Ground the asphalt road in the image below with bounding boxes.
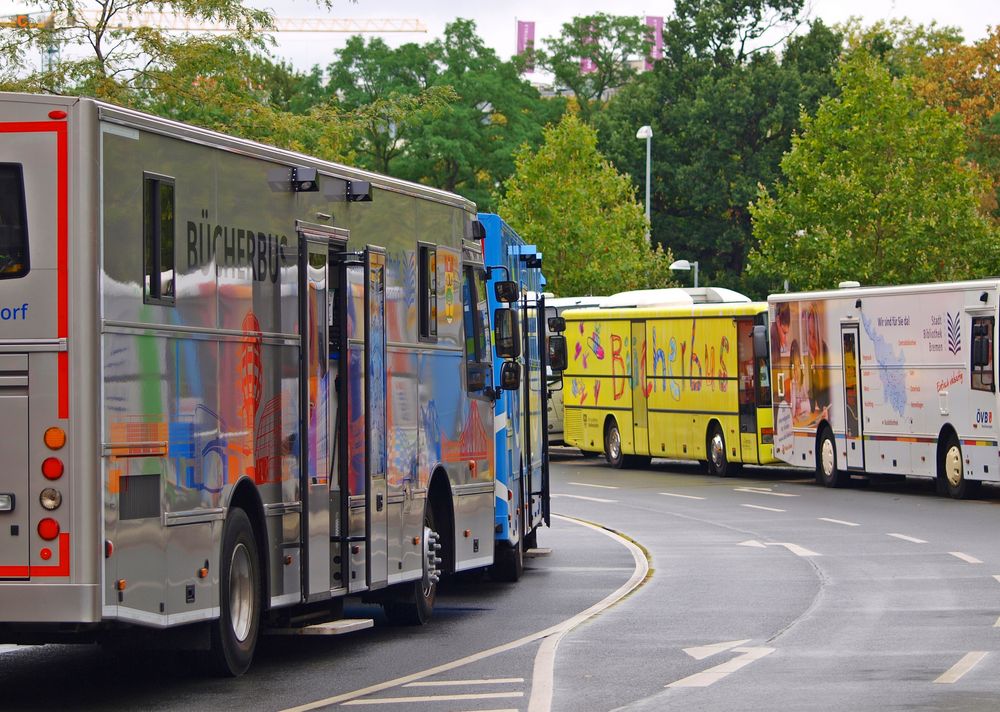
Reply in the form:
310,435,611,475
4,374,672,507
3,455,1000,711
548,453,1000,712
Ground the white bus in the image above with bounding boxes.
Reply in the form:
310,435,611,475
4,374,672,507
768,279,999,498
0,93,519,674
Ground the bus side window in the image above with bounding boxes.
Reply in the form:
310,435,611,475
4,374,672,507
0,163,30,279
972,316,995,392
143,173,175,305
418,243,437,341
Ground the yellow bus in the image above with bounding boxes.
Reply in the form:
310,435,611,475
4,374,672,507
562,288,776,474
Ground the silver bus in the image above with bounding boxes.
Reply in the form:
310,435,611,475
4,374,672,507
0,93,518,674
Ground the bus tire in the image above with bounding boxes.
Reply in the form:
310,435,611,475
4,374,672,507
383,506,440,625
706,425,732,478
491,516,524,583
604,419,627,469
210,507,261,677
938,434,979,500
816,426,846,488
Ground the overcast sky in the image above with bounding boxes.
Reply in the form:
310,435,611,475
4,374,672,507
253,0,995,72
1,0,994,72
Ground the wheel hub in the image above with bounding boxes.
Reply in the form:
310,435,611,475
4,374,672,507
422,526,442,597
229,542,253,643
822,439,835,477
945,446,963,487
609,428,621,459
711,434,724,467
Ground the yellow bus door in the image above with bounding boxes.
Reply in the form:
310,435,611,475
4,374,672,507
736,318,759,464
631,321,650,456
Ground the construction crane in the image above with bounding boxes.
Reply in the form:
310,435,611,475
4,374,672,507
1,11,426,33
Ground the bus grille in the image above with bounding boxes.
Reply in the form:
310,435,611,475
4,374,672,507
564,408,583,446
119,474,160,520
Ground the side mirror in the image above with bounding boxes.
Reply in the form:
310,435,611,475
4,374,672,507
548,316,566,333
494,280,519,304
494,308,521,359
500,361,521,391
753,324,768,360
548,334,568,372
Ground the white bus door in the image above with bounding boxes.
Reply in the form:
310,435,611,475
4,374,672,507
841,326,865,470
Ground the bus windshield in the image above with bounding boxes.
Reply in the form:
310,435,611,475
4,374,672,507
0,163,29,279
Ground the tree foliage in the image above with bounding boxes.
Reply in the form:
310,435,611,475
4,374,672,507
537,13,651,124
597,8,840,294
913,26,1000,216
498,114,676,297
748,55,999,292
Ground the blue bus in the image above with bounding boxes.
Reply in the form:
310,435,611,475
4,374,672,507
480,213,550,581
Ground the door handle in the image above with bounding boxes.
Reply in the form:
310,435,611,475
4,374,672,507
376,494,383,511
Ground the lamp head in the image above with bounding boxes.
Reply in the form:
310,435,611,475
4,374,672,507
636,125,653,140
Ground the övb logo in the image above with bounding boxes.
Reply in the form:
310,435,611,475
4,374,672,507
976,409,993,425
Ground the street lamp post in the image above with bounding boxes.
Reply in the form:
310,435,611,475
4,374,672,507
636,125,652,244
669,259,699,288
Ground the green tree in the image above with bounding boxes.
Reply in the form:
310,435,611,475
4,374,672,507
538,13,651,124
839,17,964,78
498,114,676,296
396,19,564,210
748,55,999,292
597,13,841,294
0,0,276,102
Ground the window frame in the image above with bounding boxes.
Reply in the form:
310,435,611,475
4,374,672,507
971,315,995,393
0,162,31,280
418,242,437,342
143,172,176,306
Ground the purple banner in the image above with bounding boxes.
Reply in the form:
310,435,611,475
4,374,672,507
517,20,535,72
645,16,663,71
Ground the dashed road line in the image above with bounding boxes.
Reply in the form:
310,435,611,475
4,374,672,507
551,493,617,503
934,652,988,684
949,551,983,564
819,517,859,527
887,533,927,544
342,692,523,705
659,492,706,500
403,679,524,687
733,487,798,498
741,504,785,512
567,482,619,490
993,575,1000,584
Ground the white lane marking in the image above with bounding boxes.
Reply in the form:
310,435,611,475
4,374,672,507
568,481,619,490
993,575,1000,584
819,517,859,527
683,640,751,661
741,504,785,512
403,679,523,687
949,552,983,564
994,616,1000,628
887,533,927,544
667,647,775,688
282,514,648,712
934,652,989,684
527,518,648,712
550,493,617,503
343,692,523,705
738,540,820,557
659,492,706,500
734,487,798,498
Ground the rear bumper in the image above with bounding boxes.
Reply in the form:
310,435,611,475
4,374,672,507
0,583,101,624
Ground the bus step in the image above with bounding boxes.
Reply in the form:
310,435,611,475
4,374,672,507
266,619,374,636
525,547,552,558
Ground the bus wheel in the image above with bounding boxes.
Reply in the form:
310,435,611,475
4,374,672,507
816,427,845,488
491,514,524,583
604,419,626,469
706,425,732,477
939,435,979,499
210,508,260,677
384,507,441,625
